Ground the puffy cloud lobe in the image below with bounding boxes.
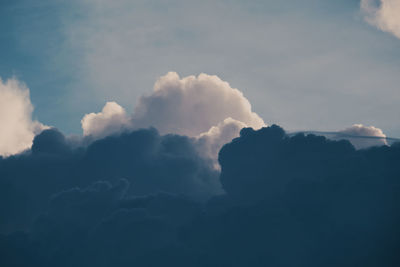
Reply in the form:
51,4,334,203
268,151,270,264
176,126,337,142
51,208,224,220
0,78,47,156
336,123,387,149
31,127,71,154
82,72,265,141
81,72,265,164
361,0,400,39
195,118,247,167
81,101,129,139
132,72,265,136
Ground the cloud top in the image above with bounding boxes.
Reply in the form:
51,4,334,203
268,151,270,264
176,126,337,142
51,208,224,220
361,0,400,39
131,72,265,136
337,123,387,149
81,101,129,139
0,78,47,156
81,72,266,162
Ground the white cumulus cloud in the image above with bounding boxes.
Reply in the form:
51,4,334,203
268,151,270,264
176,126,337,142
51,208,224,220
337,124,387,149
81,72,266,164
0,78,47,157
81,101,130,139
195,118,247,168
361,0,400,39
82,72,265,138
131,72,265,136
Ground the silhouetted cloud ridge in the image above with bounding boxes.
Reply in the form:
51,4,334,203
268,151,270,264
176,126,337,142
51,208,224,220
1,125,400,267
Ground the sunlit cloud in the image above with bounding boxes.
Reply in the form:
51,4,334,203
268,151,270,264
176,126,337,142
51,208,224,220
361,0,400,39
0,78,47,156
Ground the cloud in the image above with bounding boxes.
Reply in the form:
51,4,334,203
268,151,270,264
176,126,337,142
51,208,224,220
292,124,390,149
41,179,129,230
64,0,400,138
0,127,220,233
81,72,265,163
210,125,400,265
336,123,387,149
81,101,129,139
2,125,400,267
0,78,47,156
1,179,202,267
131,72,264,136
218,125,399,203
195,118,247,167
361,0,400,39
82,72,265,140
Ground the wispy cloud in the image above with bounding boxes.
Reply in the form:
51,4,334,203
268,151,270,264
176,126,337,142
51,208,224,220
361,0,400,39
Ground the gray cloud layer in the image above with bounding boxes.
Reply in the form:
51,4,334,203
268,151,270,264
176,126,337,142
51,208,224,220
2,124,400,267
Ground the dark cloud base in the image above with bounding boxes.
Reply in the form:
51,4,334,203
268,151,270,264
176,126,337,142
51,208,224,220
1,125,400,267
0,127,220,233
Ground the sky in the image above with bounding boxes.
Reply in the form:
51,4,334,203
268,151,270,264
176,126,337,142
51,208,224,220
0,0,399,137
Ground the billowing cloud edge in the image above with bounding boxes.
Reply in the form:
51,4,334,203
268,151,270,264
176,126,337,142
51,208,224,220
0,77,48,157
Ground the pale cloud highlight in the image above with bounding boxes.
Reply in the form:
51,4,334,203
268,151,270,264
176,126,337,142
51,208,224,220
81,101,129,139
81,72,266,163
361,0,400,39
0,78,47,156
131,72,265,136
195,118,247,168
82,72,265,139
337,124,387,149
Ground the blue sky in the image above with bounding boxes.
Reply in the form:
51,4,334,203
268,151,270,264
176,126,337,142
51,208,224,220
1,0,399,136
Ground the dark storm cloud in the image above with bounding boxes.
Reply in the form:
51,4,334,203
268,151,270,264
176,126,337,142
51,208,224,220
197,125,400,266
219,125,399,203
0,127,220,234
1,179,202,267
1,125,400,267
